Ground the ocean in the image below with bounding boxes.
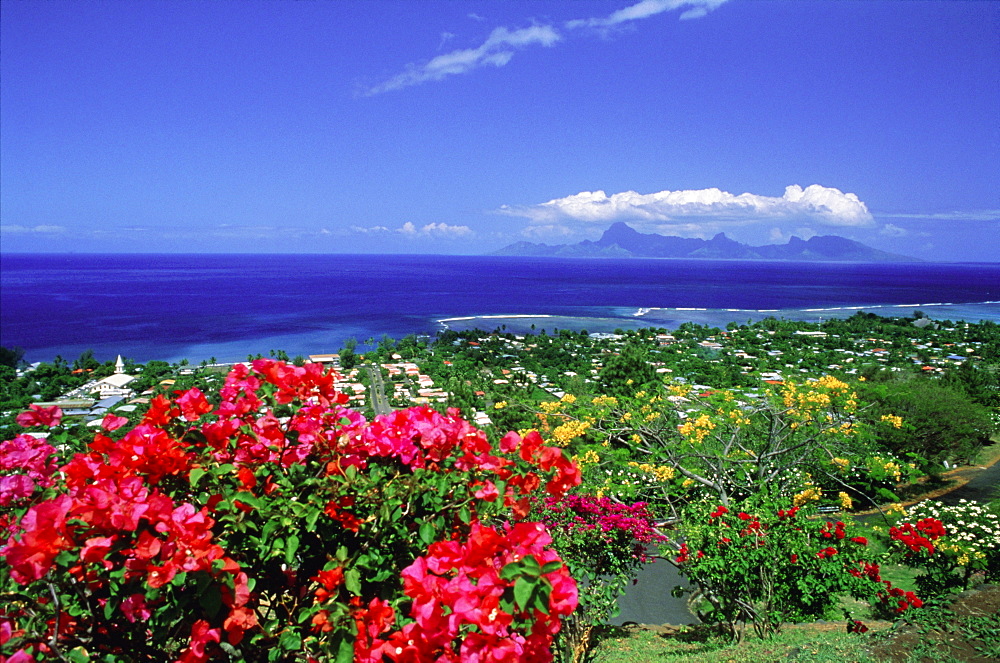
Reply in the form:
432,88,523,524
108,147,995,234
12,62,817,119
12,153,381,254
1,254,998,364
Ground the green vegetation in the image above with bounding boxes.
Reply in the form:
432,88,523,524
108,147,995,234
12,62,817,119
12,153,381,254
2,311,999,662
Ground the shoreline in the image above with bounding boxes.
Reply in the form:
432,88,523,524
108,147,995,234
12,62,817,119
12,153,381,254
13,301,1000,367
437,301,1000,336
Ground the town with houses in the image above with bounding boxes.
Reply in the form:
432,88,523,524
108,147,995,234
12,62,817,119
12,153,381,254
7,312,997,449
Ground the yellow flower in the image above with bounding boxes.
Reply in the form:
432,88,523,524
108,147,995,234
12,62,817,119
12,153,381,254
591,395,618,407
793,487,822,506
831,457,850,471
838,492,853,510
886,503,907,516
560,393,577,404
880,414,904,429
493,401,507,410
551,420,591,447
628,461,676,481
539,400,562,414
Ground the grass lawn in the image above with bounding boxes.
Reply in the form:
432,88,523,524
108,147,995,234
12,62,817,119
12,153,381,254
589,584,1000,662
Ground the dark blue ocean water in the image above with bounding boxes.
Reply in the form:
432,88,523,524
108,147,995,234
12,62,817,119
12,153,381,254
2,254,998,364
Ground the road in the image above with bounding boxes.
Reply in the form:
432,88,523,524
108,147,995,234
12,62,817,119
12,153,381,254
364,364,391,416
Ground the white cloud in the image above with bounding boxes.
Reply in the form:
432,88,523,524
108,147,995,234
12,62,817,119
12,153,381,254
879,223,909,237
567,0,728,29
365,1,728,95
878,209,1000,222
0,224,67,234
397,222,473,238
500,184,874,229
522,224,576,239
365,25,560,95
350,224,392,234
438,32,456,49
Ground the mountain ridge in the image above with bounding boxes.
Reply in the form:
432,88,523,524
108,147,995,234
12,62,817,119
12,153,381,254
493,222,919,262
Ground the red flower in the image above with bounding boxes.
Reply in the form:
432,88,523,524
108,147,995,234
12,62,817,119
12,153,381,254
847,620,869,634
1,495,75,584
709,505,728,519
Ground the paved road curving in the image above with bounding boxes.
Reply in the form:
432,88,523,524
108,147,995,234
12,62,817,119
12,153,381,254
935,459,1000,505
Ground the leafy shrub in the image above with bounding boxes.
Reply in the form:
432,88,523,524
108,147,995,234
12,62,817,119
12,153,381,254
1,359,582,662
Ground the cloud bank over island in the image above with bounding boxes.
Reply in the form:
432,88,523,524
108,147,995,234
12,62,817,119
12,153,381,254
364,0,729,95
498,184,874,240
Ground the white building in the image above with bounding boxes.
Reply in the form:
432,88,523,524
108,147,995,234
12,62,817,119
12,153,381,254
91,355,136,397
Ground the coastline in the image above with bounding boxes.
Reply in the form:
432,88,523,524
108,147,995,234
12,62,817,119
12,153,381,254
437,301,1000,336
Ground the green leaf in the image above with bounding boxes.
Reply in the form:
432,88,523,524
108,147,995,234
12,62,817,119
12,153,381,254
189,467,206,488
514,577,535,611
521,555,542,576
284,534,300,565
500,561,522,581
278,629,302,652
344,568,361,595
66,647,91,663
541,561,564,574
200,586,223,618
419,520,436,546
305,507,321,531
334,633,355,663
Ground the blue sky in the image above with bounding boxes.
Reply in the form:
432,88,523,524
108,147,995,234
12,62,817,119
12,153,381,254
1,0,997,261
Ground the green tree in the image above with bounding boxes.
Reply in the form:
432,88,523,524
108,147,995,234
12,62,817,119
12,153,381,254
859,378,995,465
0,346,25,369
598,344,657,396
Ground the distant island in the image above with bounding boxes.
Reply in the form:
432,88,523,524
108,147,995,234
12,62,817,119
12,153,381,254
493,222,919,262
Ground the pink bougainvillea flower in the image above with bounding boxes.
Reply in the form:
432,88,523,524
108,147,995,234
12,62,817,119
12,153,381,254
176,388,214,422
120,594,152,623
100,413,129,431
178,619,221,663
16,404,62,428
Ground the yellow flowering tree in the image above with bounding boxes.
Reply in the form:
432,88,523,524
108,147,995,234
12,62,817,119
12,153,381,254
525,377,911,510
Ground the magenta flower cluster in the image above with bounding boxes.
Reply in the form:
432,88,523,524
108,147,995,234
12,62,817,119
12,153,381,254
540,493,666,560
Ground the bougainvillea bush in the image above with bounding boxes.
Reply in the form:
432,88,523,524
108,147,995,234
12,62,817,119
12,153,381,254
0,359,582,663
533,494,666,663
671,500,924,640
